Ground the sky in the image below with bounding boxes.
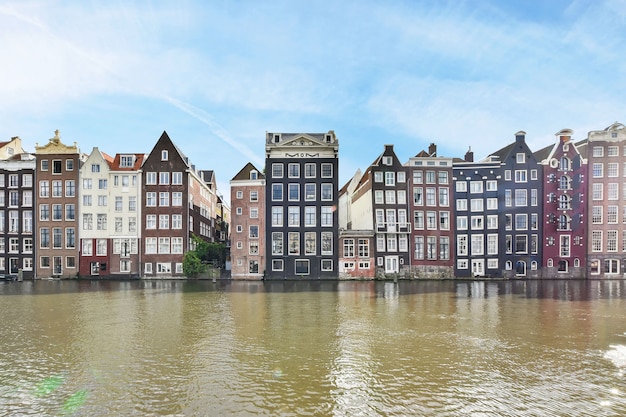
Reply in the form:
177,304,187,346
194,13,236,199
1,0,626,203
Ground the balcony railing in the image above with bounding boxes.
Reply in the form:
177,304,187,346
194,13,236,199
376,222,411,233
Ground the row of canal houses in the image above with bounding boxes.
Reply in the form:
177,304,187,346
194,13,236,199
231,122,626,280
0,130,229,279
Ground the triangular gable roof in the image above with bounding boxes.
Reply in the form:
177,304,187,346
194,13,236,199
231,162,265,181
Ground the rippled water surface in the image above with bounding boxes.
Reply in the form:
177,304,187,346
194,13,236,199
1,279,626,416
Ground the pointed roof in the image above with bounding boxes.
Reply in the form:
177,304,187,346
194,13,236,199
109,153,146,171
231,162,265,181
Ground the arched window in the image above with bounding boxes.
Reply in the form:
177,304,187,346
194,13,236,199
574,258,580,268
531,261,538,270
558,259,568,272
558,214,571,230
559,194,571,209
547,258,553,267
560,156,571,171
516,261,526,276
559,175,571,190
505,260,513,270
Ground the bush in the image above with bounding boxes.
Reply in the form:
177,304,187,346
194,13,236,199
183,251,206,278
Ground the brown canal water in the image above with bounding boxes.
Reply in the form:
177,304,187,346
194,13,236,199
1,279,626,416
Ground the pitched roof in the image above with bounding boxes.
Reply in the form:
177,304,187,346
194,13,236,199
231,162,265,181
109,153,146,171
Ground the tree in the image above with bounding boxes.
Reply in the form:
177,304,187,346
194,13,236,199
183,251,205,278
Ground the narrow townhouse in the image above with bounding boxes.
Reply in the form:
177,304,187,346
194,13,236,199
0,137,35,279
536,129,587,278
230,162,265,279
35,130,81,278
452,148,500,278
406,143,454,278
141,132,220,277
491,132,543,278
79,148,114,277
586,122,626,278
351,144,410,277
264,132,339,279
108,153,144,277
338,169,375,279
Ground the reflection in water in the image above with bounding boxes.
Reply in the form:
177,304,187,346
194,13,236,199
1,279,626,416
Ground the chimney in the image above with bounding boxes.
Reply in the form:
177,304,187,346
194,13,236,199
464,147,474,162
556,128,573,144
428,143,437,157
515,131,526,143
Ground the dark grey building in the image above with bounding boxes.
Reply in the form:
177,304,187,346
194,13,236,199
265,132,339,279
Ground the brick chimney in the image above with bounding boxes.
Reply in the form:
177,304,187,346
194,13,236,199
428,143,437,157
464,147,474,162
556,128,573,144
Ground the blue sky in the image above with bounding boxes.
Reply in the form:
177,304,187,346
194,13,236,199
1,0,625,202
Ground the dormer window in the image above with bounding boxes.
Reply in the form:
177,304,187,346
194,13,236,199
161,150,168,161
120,155,134,168
326,134,332,143
274,134,280,143
250,170,258,180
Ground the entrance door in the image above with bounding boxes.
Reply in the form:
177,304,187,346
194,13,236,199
516,261,527,277
91,262,100,276
471,259,484,277
53,256,62,275
9,258,18,274
385,256,399,274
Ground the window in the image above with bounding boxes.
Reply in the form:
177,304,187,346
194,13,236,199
272,233,283,255
159,172,170,185
288,207,300,227
515,189,527,207
288,163,300,178
52,204,62,221
439,188,449,206
146,172,157,185
82,213,92,230
272,207,283,226
250,207,259,219
486,180,497,191
97,214,107,230
456,181,466,192
559,235,570,257
486,198,498,210
592,231,602,252
305,206,316,226
413,187,423,205
158,237,170,254
52,160,62,174
171,215,182,229
414,211,425,229
608,163,619,177
172,192,182,206
593,163,604,178
321,207,333,226
593,146,604,157
288,184,300,201
158,215,169,229
272,163,283,178
608,146,619,156
343,239,355,257
172,172,183,185
305,163,316,178
321,232,333,255
374,172,383,182
39,181,49,198
66,228,75,248
426,188,436,206
161,150,168,161
288,232,300,255
53,228,62,248
272,260,284,271
470,199,483,212
249,225,259,238
65,204,75,221
469,181,483,193
385,172,395,186
159,192,169,206
129,197,137,212
457,235,468,256
385,190,395,204
272,184,283,201
592,183,603,200
295,260,310,275
516,153,525,164
471,235,483,255
305,232,316,255
52,181,62,197
515,170,527,183
98,179,107,190
456,199,467,211
487,234,498,255
321,164,332,178
456,216,467,230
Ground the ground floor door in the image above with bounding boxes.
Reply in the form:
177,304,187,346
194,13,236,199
9,258,18,274
471,259,484,277
91,262,100,276
516,261,527,277
385,256,399,274
53,256,62,275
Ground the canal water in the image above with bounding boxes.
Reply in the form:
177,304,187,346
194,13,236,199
1,279,626,416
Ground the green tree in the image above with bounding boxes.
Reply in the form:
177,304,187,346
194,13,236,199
183,251,205,278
